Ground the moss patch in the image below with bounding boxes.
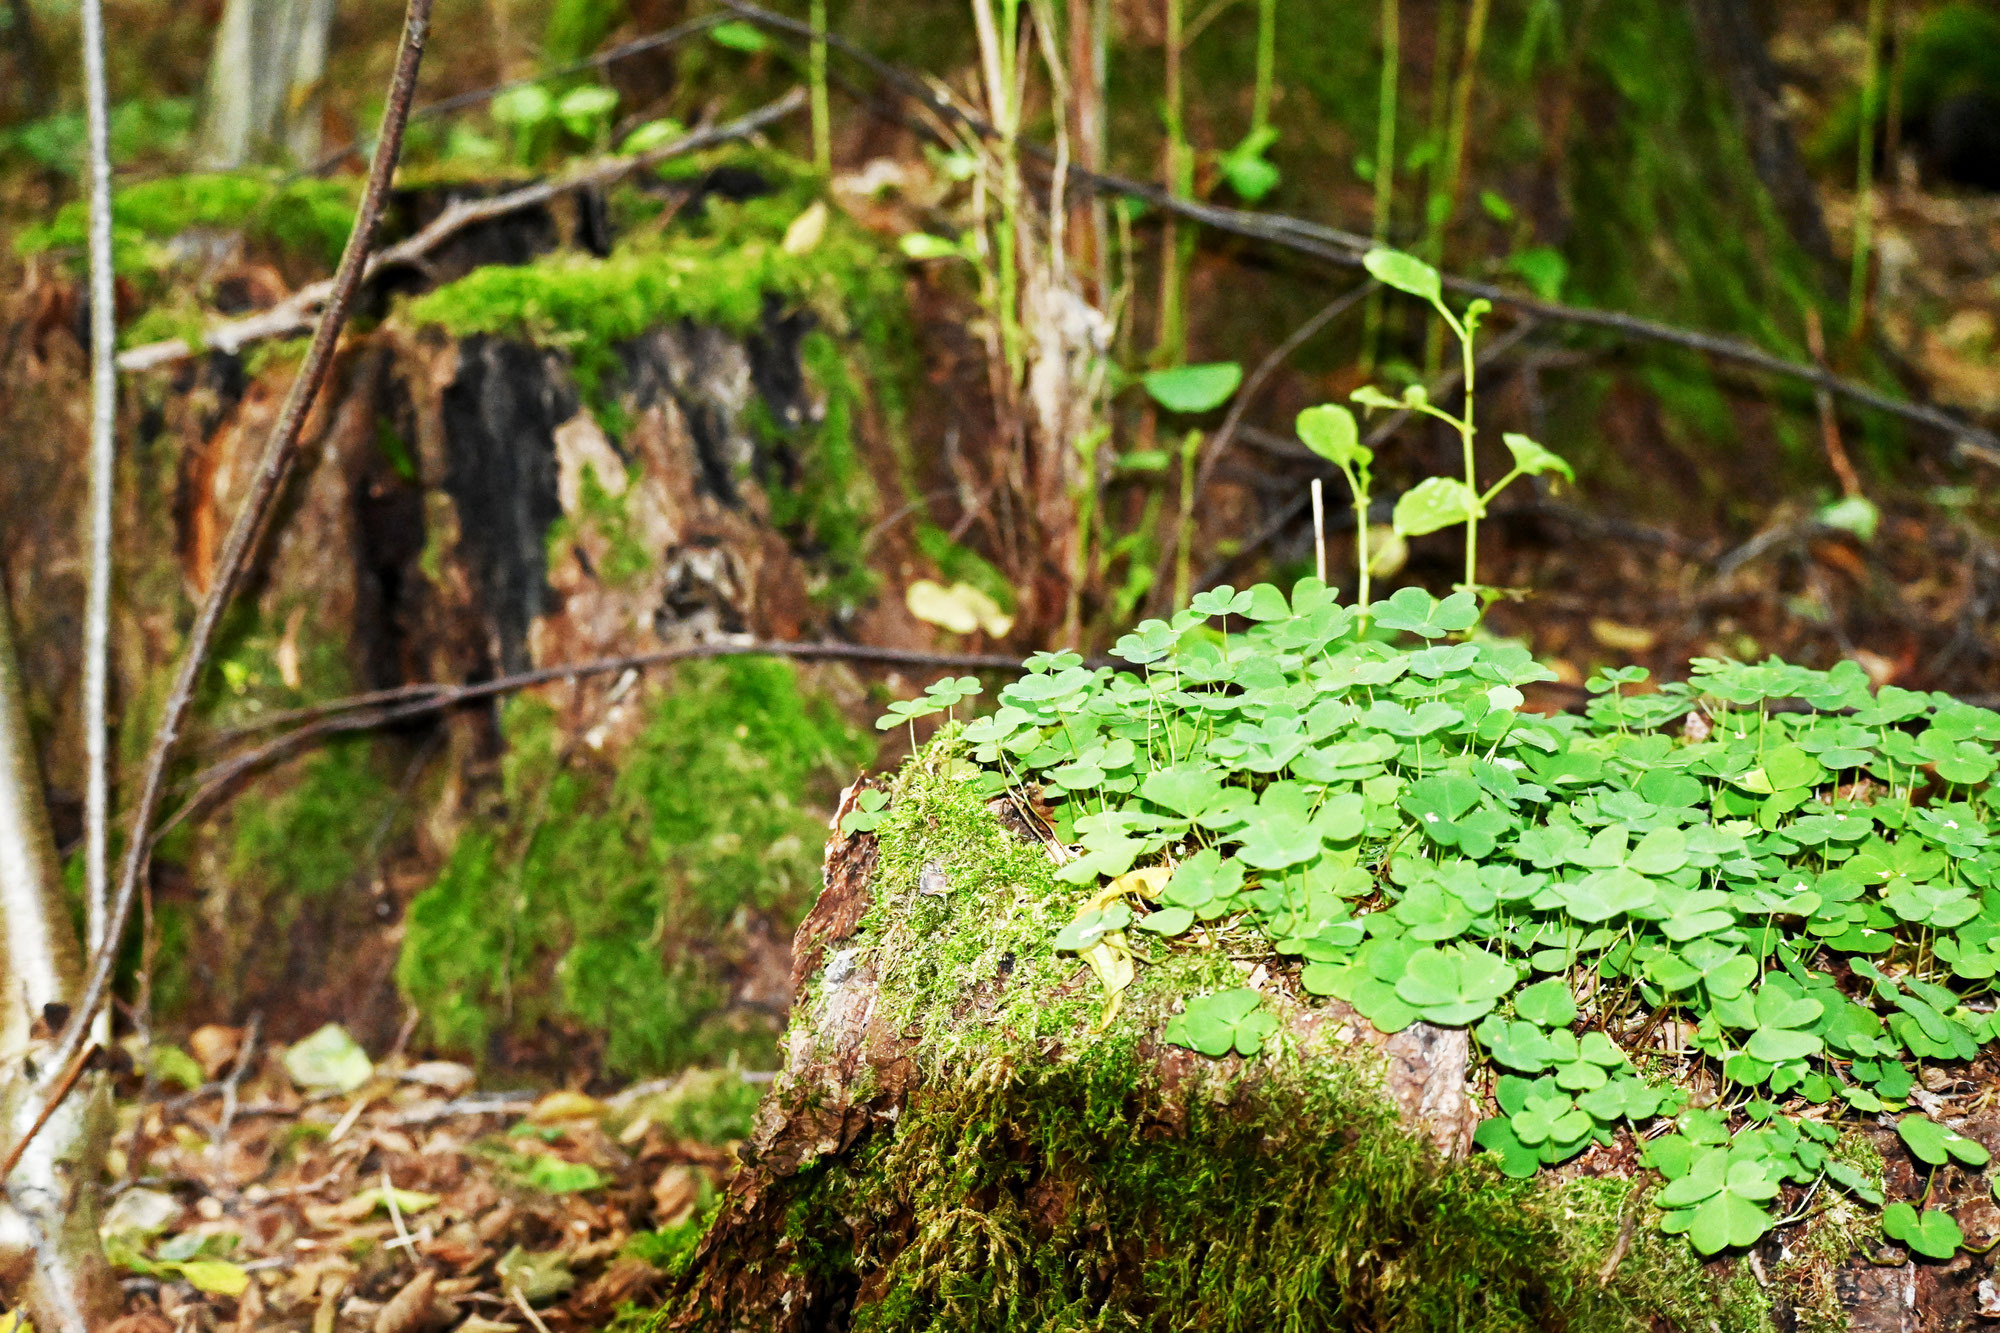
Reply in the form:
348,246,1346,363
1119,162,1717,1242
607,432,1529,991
664,746,1774,1331
396,658,870,1075
17,171,360,274
406,152,904,611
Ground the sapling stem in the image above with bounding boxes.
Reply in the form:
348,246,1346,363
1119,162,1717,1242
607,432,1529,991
1361,0,1399,374
1252,0,1275,134
809,0,830,175
1850,0,1888,337
1311,477,1326,582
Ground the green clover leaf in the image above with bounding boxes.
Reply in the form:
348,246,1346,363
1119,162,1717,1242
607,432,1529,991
1881,1202,1964,1259
1897,1114,1991,1168
1164,988,1279,1058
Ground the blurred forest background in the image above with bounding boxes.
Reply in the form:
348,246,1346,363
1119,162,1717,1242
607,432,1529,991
1,0,1999,1324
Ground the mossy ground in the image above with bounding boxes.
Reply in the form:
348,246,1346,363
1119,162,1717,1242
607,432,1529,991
16,170,359,276
396,658,870,1076
663,744,1784,1332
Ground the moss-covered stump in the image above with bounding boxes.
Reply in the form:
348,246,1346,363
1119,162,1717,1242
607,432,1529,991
665,756,1788,1333
0,153,929,1069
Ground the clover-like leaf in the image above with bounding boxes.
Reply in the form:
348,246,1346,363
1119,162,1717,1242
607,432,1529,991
1394,944,1518,1026
1369,586,1479,639
1513,978,1577,1029
1897,1114,1991,1168
1164,988,1279,1058
1054,903,1133,953
1882,1202,1964,1259
1142,362,1244,414
1392,476,1485,538
1297,404,1370,471
1363,246,1443,303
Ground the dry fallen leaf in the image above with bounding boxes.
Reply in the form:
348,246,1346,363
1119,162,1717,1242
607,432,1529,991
188,1024,244,1079
651,1164,700,1227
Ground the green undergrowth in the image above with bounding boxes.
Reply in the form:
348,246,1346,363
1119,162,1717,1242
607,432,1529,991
675,753,1759,1331
869,575,2000,1277
396,658,868,1075
16,171,359,274
405,151,902,611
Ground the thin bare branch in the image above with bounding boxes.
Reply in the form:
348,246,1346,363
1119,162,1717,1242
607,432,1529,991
78,0,115,956
42,0,438,1103
116,91,807,373
162,639,1102,838
714,0,2000,465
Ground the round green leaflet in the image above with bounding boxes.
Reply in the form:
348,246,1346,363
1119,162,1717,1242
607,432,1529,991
1881,1202,1964,1259
1164,988,1279,1058
1896,1114,1991,1168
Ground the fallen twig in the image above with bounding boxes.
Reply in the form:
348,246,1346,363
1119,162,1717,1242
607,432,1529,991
115,91,806,373
209,1011,262,1150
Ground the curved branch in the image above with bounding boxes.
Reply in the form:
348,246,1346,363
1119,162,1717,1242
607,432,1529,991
42,0,437,1104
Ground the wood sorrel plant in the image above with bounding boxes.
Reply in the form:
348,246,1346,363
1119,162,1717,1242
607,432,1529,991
1342,247,1572,592
872,579,2000,1265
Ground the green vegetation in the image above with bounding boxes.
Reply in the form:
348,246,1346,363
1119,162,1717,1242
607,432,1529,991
929,565,2000,1265
664,754,1766,1332
396,658,869,1075
16,171,360,272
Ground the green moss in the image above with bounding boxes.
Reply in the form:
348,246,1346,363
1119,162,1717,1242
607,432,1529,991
403,155,902,399
660,742,1779,1332
226,738,395,903
396,658,870,1075
674,1042,1758,1332
16,172,359,272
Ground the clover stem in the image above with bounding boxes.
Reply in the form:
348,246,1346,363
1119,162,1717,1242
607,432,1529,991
1347,468,1373,621
1457,309,1480,590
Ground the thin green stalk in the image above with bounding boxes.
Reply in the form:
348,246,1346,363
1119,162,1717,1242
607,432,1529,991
809,0,830,175
1173,428,1200,607
1154,0,1189,365
1251,0,1276,134
1425,0,1488,374
1849,0,1888,336
1360,0,1400,374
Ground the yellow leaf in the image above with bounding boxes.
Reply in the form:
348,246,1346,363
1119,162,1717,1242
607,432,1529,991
1083,936,1135,1031
781,200,829,255
1093,866,1172,910
905,580,1014,637
170,1259,250,1297
529,1089,607,1123
1589,619,1657,654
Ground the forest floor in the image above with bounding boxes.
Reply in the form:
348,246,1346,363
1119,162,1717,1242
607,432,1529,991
100,1023,751,1333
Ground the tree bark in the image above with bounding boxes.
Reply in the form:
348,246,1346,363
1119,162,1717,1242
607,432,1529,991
196,0,339,168
1687,0,1841,294
0,598,116,1333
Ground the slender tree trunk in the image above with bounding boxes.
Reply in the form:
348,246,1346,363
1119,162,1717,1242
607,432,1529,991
1687,0,1841,294
196,0,339,167
0,0,52,122
0,598,116,1333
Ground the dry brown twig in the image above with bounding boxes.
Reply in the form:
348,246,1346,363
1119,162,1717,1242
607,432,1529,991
31,0,439,1159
